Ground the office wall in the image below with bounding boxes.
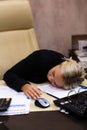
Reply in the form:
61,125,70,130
30,0,87,56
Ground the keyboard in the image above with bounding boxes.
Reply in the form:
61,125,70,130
0,98,11,111
53,91,87,118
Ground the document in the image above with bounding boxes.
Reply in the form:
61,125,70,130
0,86,31,115
38,84,87,99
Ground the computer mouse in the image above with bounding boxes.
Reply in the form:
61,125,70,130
35,98,50,108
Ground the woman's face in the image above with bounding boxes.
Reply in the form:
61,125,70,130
47,65,64,88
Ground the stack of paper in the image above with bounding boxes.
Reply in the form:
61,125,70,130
38,84,87,99
0,86,31,115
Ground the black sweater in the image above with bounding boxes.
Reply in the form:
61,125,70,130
3,49,65,91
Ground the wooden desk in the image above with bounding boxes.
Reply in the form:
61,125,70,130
0,80,87,130
0,111,87,130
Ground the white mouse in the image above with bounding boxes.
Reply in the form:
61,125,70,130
35,98,50,108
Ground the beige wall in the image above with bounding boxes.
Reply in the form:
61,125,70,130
30,0,87,56
1,0,87,56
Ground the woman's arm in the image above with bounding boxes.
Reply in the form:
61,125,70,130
3,71,41,99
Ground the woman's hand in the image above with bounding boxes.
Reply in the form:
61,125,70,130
21,84,42,99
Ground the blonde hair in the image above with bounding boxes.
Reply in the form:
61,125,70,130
60,57,86,90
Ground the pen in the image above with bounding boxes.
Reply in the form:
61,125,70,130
47,93,58,99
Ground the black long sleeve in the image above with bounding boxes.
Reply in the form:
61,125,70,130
3,49,65,91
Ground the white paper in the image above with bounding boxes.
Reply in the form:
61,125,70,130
0,86,24,98
0,86,31,115
38,84,87,98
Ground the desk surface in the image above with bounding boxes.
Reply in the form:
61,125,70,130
0,111,87,130
0,80,87,130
